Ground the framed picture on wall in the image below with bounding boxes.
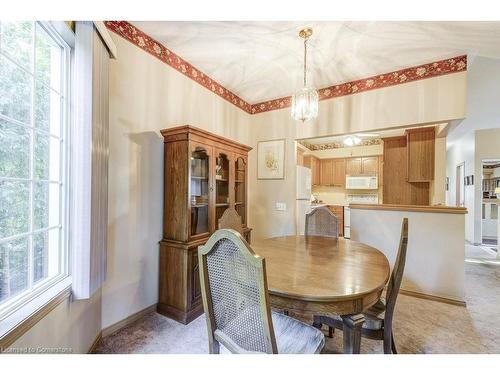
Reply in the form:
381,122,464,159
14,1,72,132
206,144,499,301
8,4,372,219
257,139,286,180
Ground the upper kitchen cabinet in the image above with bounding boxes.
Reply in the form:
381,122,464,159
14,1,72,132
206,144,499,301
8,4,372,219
383,135,430,205
346,156,379,175
406,127,435,182
320,159,335,185
333,158,346,186
362,156,379,174
304,155,321,185
319,158,345,186
346,157,362,175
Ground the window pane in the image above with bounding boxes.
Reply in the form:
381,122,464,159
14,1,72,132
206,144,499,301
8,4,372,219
33,181,59,230
0,55,32,124
34,82,61,135
0,21,33,71
33,231,47,283
35,24,62,92
34,132,60,181
33,228,59,284
0,180,29,238
0,236,29,304
34,131,49,180
0,118,30,178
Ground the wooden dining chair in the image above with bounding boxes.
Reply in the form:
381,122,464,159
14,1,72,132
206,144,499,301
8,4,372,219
218,208,243,236
305,206,339,238
313,218,409,354
198,229,325,354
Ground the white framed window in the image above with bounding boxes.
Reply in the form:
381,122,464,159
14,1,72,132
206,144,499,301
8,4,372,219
0,21,71,319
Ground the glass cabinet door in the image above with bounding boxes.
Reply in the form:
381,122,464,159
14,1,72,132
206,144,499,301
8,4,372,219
235,156,247,226
190,146,210,237
215,152,230,228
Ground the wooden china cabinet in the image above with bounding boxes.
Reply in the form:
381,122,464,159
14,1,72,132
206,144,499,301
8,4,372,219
158,125,252,324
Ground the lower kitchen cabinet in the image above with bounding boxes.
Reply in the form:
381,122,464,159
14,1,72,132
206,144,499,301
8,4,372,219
327,205,344,237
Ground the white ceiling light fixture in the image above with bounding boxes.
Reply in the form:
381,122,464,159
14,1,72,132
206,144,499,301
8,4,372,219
291,27,319,123
343,133,380,147
343,135,362,147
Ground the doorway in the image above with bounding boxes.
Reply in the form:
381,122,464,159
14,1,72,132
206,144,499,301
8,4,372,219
481,160,499,248
456,162,465,207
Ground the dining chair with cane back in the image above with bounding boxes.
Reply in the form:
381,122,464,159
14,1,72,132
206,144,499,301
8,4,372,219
218,208,243,236
198,229,325,354
305,206,339,238
313,218,409,354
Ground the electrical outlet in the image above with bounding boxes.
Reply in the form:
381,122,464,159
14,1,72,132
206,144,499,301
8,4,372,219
275,202,287,211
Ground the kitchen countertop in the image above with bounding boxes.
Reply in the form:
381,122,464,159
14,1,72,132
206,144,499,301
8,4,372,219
349,203,468,214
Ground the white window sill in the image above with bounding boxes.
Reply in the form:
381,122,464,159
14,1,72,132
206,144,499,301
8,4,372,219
0,277,72,350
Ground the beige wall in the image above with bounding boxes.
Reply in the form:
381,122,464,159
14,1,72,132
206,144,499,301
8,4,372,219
11,289,102,353
431,137,447,205
446,57,500,244
102,34,252,329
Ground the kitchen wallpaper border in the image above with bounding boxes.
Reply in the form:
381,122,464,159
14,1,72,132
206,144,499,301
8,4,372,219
105,21,467,116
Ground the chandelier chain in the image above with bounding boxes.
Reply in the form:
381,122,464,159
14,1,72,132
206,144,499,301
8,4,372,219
303,37,308,87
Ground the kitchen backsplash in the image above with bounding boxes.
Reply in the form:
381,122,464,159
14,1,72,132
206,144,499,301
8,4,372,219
312,185,383,205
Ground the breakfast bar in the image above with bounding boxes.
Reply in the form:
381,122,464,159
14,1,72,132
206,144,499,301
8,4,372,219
349,204,468,305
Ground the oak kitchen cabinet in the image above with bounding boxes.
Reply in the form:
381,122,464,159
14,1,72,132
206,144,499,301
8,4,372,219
327,205,344,237
382,135,430,205
346,157,362,175
333,158,346,186
320,159,335,185
346,156,379,175
319,158,346,186
406,127,435,182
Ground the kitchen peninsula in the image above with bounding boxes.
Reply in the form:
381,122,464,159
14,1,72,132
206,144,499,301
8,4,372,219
349,203,467,305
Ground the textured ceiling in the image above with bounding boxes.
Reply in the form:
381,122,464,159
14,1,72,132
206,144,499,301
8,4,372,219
131,21,500,103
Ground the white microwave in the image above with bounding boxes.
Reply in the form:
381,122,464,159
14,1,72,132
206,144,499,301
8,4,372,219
345,175,378,190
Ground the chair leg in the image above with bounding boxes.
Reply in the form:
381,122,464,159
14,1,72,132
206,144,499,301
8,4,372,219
328,326,334,338
391,332,397,354
312,315,322,330
383,328,392,354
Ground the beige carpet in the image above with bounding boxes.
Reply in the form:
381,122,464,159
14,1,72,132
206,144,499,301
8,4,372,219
95,262,500,354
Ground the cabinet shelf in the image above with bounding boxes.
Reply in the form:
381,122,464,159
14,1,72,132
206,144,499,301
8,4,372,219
216,178,228,182
191,203,208,208
191,176,208,180
235,202,244,205
215,203,229,207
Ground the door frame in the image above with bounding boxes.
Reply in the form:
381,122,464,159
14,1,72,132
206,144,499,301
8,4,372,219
456,162,465,207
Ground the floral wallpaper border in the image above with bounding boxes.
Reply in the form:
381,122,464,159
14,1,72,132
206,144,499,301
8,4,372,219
300,138,382,151
104,21,253,113
251,55,467,114
105,21,467,116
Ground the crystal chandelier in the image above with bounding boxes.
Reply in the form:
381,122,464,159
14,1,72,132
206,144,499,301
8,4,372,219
291,27,319,123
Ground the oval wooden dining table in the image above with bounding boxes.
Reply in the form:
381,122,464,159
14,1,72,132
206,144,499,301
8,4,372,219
251,235,390,354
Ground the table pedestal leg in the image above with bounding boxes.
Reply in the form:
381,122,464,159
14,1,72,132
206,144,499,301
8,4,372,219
341,314,365,354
